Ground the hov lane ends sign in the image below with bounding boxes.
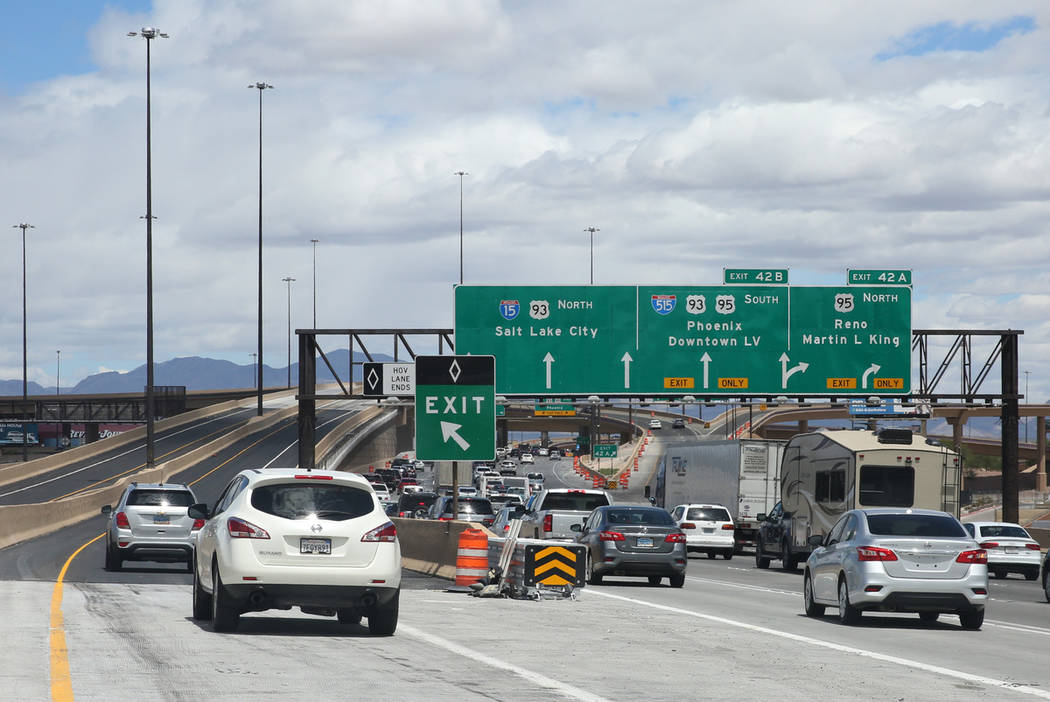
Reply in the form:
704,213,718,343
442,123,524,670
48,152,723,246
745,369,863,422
414,355,495,461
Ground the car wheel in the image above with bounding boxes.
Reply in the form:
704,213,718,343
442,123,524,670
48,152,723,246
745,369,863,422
192,559,212,621
1044,572,1050,603
669,573,685,588
337,609,362,625
368,589,399,636
104,543,122,572
919,612,939,623
755,538,770,569
837,577,861,625
959,609,984,631
781,541,798,572
723,551,733,561
706,552,716,560
1024,571,1038,581
587,554,603,585
803,572,824,617
211,564,240,632
648,575,662,586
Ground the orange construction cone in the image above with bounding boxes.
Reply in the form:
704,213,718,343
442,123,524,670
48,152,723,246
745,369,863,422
455,528,489,587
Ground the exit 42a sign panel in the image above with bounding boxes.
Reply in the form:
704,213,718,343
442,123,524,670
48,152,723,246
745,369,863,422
454,285,910,396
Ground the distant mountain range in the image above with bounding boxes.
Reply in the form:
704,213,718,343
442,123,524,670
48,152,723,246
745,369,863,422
0,349,392,396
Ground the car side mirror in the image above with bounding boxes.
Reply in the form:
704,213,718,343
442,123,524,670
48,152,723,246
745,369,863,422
756,513,766,522
807,534,824,547
648,497,656,506
187,503,210,521
570,523,582,532
100,505,112,516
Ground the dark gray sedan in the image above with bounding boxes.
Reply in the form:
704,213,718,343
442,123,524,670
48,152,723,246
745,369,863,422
572,505,687,587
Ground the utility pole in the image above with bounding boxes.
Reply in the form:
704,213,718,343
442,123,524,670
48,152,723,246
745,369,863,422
13,222,34,461
310,238,319,328
282,276,295,388
584,227,599,284
249,81,273,417
454,171,468,284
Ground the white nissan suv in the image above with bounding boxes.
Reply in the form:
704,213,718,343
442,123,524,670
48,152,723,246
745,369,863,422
189,468,401,634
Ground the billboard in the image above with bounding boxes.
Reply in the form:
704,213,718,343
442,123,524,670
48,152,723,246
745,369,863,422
0,422,39,445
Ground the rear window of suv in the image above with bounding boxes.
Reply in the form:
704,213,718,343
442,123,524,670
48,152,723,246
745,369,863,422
866,513,967,537
127,489,193,507
687,507,731,521
453,498,494,515
542,493,610,511
251,483,374,521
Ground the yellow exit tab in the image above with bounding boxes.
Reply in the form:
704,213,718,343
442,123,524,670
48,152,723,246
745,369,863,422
663,377,695,389
873,378,904,390
827,378,857,389
718,378,748,389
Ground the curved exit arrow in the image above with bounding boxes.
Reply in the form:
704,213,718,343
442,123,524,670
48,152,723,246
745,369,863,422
440,421,470,451
862,363,881,389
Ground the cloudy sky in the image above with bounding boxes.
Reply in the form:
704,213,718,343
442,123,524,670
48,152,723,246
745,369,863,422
1,0,1048,400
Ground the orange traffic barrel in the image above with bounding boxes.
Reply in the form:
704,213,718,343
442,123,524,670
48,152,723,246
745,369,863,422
455,528,489,586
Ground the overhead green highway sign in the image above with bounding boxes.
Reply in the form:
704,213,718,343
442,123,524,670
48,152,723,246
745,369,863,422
454,285,910,396
415,355,495,461
593,443,618,458
723,269,788,285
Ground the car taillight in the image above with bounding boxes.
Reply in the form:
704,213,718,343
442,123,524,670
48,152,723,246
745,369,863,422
680,522,696,530
295,474,334,480
957,549,987,564
856,546,898,562
362,521,397,543
439,517,452,521
398,511,406,517
191,519,205,530
543,514,553,532
665,532,687,543
1026,543,1042,551
599,531,625,541
115,511,130,529
979,542,999,549
483,518,494,526
721,524,735,531
227,517,270,539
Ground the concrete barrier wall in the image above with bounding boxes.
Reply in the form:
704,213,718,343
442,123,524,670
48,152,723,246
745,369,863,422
0,405,299,551
393,518,497,580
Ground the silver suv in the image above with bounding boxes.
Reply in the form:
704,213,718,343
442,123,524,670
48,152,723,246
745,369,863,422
101,482,201,571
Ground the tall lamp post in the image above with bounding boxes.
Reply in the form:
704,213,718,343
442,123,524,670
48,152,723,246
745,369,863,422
250,352,258,388
13,222,34,461
310,238,319,328
249,82,273,417
56,350,60,396
451,171,468,283
1025,370,1031,444
584,227,599,284
282,276,295,388
129,27,168,469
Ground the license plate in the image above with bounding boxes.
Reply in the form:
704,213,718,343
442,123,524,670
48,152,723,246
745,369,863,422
637,537,653,547
703,527,714,533
153,514,169,525
1004,546,1018,554
300,538,332,555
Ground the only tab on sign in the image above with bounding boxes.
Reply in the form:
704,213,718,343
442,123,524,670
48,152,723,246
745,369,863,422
873,377,905,390
718,377,748,389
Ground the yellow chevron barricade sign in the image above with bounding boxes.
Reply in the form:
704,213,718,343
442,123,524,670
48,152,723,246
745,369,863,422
524,543,586,587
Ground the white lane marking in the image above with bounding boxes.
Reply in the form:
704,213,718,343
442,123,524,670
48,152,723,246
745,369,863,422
985,620,1050,637
0,408,252,499
686,575,799,598
399,623,611,702
261,404,358,469
584,589,1050,700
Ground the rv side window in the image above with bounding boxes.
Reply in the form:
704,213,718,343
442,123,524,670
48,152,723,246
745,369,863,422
859,465,914,507
815,470,845,503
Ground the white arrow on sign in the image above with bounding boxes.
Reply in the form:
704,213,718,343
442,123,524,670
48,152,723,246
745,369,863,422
621,352,633,388
440,421,470,451
700,352,712,389
779,352,809,389
861,363,881,389
543,352,555,389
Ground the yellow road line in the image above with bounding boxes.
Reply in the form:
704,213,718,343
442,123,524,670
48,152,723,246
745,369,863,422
187,419,297,487
50,533,104,702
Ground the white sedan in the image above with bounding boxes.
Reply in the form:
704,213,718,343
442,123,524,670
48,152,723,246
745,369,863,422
190,468,401,634
964,521,1042,580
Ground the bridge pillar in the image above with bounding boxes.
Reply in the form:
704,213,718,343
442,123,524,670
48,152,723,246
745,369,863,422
950,414,965,455
541,431,549,448
497,423,508,448
798,420,809,434
1038,416,1047,494
85,423,100,444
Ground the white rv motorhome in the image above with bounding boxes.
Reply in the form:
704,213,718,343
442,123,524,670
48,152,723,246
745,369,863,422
755,428,962,570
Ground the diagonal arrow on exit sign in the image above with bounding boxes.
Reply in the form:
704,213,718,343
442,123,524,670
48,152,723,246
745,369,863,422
440,421,470,451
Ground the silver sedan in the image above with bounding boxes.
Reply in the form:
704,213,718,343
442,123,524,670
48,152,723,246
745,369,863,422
803,508,988,630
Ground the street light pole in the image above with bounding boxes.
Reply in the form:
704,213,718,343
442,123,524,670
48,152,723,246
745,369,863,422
56,350,60,396
250,352,257,388
1025,370,1031,444
310,238,319,328
249,82,273,417
282,277,295,388
584,227,599,284
454,171,468,284
129,27,168,469
13,222,33,462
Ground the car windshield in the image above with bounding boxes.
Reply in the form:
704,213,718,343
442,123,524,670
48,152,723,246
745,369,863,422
451,499,494,515
251,483,374,521
686,507,731,521
604,508,676,526
865,513,967,537
543,493,611,511
978,525,1029,539
126,489,193,507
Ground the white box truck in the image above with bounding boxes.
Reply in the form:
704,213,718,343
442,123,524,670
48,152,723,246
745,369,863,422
654,439,784,552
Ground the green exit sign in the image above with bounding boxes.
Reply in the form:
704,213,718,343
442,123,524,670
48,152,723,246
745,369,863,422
593,443,617,458
724,269,788,285
415,355,495,462
848,269,911,286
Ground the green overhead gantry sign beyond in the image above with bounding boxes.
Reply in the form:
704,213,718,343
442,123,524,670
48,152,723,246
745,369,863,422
454,283,911,397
